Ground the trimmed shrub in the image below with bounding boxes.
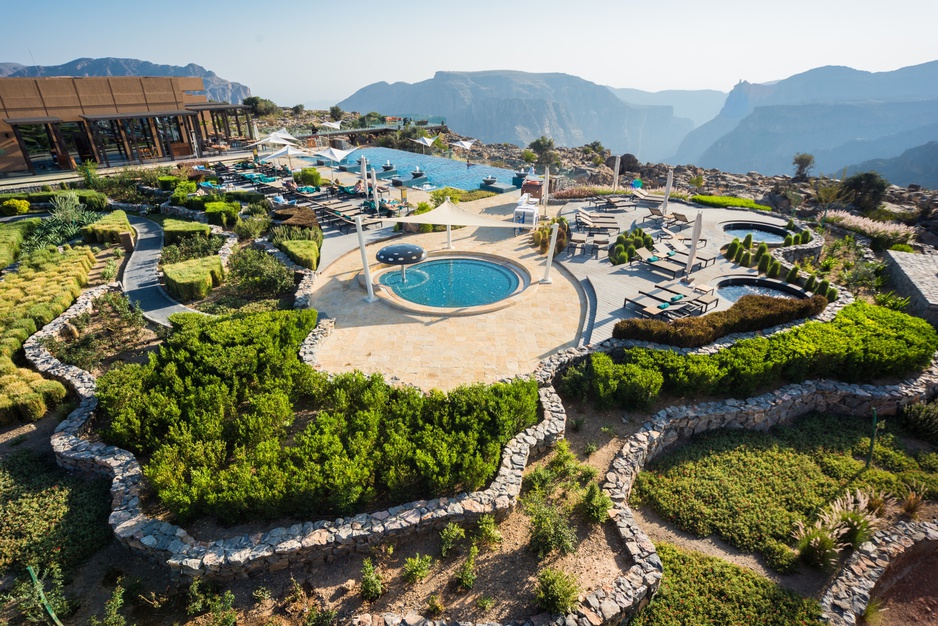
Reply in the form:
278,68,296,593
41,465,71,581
826,288,838,302
733,246,744,264
0,219,40,268
742,233,753,249
768,260,782,279
612,294,828,348
1,198,30,216
162,218,211,245
801,229,812,243
757,254,771,273
0,190,107,211
804,274,817,292
793,233,802,245
161,234,223,265
754,242,768,262
785,265,800,283
157,176,179,191
204,201,241,226
293,168,322,187
740,251,752,267
784,234,794,247
81,210,133,244
535,568,580,615
725,239,739,260
278,239,320,270
692,195,772,211
816,279,830,295
162,256,224,301
225,190,266,205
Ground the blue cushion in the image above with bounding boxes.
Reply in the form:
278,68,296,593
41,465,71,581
667,250,677,257
649,256,659,262
670,294,684,302
657,302,670,310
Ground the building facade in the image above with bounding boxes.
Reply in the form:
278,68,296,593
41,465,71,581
0,76,251,177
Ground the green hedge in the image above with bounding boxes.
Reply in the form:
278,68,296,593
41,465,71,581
157,176,179,191
204,201,241,226
81,210,133,244
1,198,30,216
96,310,540,523
561,302,938,408
277,239,320,270
0,190,108,211
225,190,265,205
691,195,771,211
162,256,224,301
162,218,211,245
613,294,829,347
0,218,40,268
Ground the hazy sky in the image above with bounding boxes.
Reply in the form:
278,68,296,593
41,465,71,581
3,0,936,107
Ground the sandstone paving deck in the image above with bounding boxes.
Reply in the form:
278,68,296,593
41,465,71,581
310,194,585,391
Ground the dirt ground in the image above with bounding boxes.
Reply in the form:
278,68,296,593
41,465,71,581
871,544,938,626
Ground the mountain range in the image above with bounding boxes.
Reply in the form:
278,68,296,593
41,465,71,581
338,71,695,162
1,58,251,104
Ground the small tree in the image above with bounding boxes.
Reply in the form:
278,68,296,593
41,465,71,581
528,136,559,167
792,153,815,180
843,171,889,213
243,96,278,116
815,170,855,224
329,105,344,122
292,104,305,115
360,558,383,601
688,174,705,194
521,149,537,164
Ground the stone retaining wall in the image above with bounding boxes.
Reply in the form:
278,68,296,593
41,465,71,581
820,521,938,626
251,238,317,309
25,275,938,625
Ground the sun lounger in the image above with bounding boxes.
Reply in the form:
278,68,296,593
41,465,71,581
641,206,671,224
635,247,686,278
658,281,718,312
669,211,695,230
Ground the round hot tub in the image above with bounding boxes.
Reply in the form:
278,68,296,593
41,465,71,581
373,253,532,314
722,222,789,245
715,276,808,303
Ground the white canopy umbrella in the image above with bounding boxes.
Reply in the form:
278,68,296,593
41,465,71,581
661,167,674,215
320,120,342,130
542,167,550,216
612,155,621,194
371,167,380,211
247,135,297,148
359,156,369,195
383,197,517,249
261,144,310,171
684,212,703,275
271,128,300,142
410,136,438,154
314,146,358,182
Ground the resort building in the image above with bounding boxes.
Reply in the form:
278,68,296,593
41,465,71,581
0,76,252,177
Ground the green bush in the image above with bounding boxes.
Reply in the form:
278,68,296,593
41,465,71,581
902,401,938,446
233,216,271,241
816,279,830,295
81,210,133,244
767,260,781,279
785,265,800,283
476,514,502,547
277,239,320,270
633,413,938,573
580,482,612,523
757,254,771,273
170,181,196,207
630,543,823,626
525,495,578,558
158,176,179,191
204,201,241,226
890,243,914,253
455,544,478,590
804,274,817,291
162,256,224,301
225,190,266,205
96,311,540,522
740,251,752,267
0,218,40,268
742,233,753,249
784,234,794,246
161,234,223,265
403,553,433,584
360,559,383,601
535,567,580,615
725,239,740,260
294,168,323,187
692,195,772,211
228,246,294,296
1,198,30,216
754,242,768,262
613,294,828,348
440,522,466,558
162,218,211,245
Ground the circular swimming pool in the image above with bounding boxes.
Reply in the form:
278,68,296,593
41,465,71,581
378,257,522,308
722,222,788,245
716,277,807,303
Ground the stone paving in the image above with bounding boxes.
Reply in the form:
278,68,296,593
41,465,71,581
310,193,585,391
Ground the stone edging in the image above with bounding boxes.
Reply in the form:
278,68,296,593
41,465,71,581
252,238,317,309
25,280,938,625
820,520,938,626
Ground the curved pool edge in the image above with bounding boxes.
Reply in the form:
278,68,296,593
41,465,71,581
367,250,538,316
714,274,811,301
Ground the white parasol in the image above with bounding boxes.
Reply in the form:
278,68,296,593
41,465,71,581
612,155,621,194
261,144,310,171
684,212,703,275
661,167,674,215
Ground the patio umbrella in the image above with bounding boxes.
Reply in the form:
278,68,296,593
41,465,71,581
314,146,358,182
612,155,621,194
371,167,380,212
684,212,703,275
251,120,260,141
410,136,438,154
359,156,369,195
261,144,310,171
271,128,300,142
661,167,674,215
542,166,550,215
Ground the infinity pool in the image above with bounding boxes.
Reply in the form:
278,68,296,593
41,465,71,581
379,258,521,308
306,147,517,191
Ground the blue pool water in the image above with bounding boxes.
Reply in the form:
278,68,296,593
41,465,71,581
306,147,517,191
717,283,798,303
379,258,520,308
723,227,787,244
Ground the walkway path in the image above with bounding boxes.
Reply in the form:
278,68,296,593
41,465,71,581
124,215,200,326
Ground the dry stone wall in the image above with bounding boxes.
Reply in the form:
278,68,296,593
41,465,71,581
24,272,938,625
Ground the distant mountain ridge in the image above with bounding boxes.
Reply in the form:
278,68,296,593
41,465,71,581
847,141,938,189
671,61,938,179
3,57,251,104
606,87,727,128
338,70,694,162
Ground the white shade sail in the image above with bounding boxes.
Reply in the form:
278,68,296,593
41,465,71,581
314,146,357,162
450,139,476,150
383,198,518,228
247,135,297,148
271,128,300,142
320,120,342,130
